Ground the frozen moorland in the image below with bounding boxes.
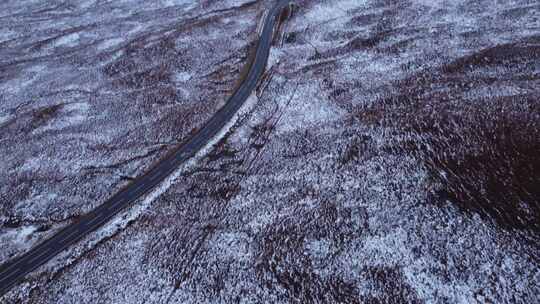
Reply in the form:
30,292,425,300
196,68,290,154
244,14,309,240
1,0,539,303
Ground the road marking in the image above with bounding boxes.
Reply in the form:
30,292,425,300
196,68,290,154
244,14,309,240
86,213,104,228
109,197,126,210
130,182,145,195
0,267,21,284
149,170,162,181
257,10,269,36
57,228,79,244
27,248,52,264
0,2,282,295
87,215,108,230
0,257,26,278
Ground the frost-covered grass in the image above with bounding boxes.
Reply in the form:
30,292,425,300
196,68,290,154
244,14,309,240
1,0,540,303
357,35,540,252
0,0,260,284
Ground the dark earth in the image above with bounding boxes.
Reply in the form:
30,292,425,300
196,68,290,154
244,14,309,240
0,0,539,303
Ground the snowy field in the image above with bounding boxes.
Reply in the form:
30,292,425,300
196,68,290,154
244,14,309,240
1,0,539,303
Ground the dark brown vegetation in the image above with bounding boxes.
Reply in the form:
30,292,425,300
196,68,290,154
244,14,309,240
256,201,368,303
358,39,540,252
415,98,539,232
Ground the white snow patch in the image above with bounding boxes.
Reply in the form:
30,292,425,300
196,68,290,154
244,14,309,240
0,65,45,94
0,225,39,261
78,0,97,9
305,239,332,258
305,0,367,24
20,157,42,172
464,84,528,100
173,71,192,83
360,227,409,264
0,29,16,43
53,32,81,48
27,64,47,74
0,225,37,245
209,232,251,262
0,114,12,125
403,259,477,303
107,49,125,63
160,0,193,7
276,82,345,133
37,102,90,132
98,37,124,51
267,47,285,67
13,193,59,217
413,0,458,9
63,101,90,113
127,23,145,35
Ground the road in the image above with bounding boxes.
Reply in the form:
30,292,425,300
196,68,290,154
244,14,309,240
0,0,291,296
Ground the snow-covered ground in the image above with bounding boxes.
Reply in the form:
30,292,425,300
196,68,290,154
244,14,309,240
1,0,539,303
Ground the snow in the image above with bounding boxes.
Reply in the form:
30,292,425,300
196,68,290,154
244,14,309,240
97,38,124,51
38,102,90,132
53,32,81,48
305,0,367,24
2,226,37,245
0,225,38,262
0,114,12,125
173,72,192,83
276,80,345,133
1,0,539,302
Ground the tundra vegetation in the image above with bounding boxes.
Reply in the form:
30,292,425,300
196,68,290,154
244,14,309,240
0,0,538,303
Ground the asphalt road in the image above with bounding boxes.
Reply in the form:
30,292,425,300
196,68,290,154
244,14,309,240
0,0,291,296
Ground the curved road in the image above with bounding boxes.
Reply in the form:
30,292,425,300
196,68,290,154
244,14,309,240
0,0,291,296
